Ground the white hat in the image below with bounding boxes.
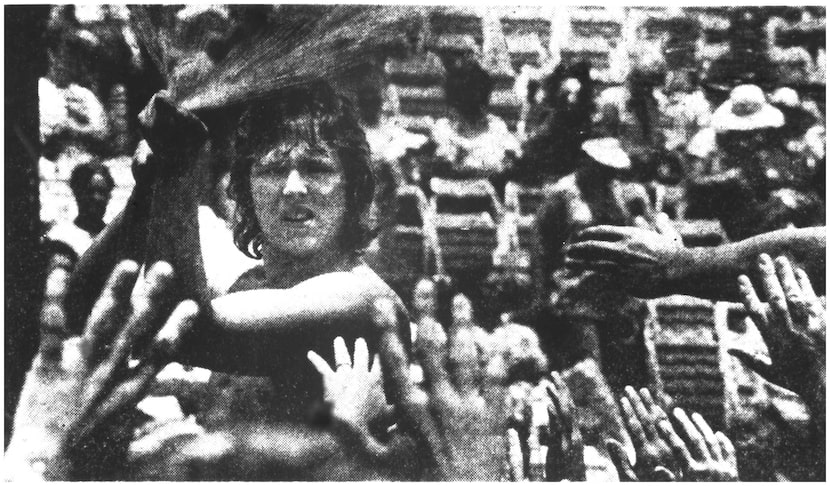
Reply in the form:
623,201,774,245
770,87,800,108
581,137,631,169
711,84,784,133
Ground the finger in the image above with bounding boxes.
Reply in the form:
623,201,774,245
620,396,647,448
37,260,74,362
638,388,667,421
738,275,769,335
727,349,777,384
150,300,198,362
417,306,452,400
527,428,545,481
82,261,141,364
373,298,442,465
656,418,693,467
369,353,382,380
758,254,793,332
634,215,651,230
307,350,335,379
573,225,638,243
715,431,737,470
775,256,809,329
672,408,709,460
606,439,637,482
624,386,654,437
565,241,657,265
92,262,175,400
794,268,819,303
691,412,720,460
563,258,622,273
334,336,351,370
353,337,370,373
654,212,682,243
507,428,524,481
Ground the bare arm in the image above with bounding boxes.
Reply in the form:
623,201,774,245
566,226,825,301
180,271,407,375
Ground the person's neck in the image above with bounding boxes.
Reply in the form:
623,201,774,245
261,244,357,288
74,214,105,236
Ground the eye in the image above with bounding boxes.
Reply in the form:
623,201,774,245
302,156,338,175
253,151,290,175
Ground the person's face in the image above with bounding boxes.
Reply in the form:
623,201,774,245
250,122,347,258
77,174,112,221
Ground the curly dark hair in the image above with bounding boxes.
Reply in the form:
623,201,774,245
229,82,375,259
69,162,114,198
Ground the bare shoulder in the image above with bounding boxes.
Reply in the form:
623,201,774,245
296,263,403,304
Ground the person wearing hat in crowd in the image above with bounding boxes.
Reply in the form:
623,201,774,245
532,138,653,380
688,84,824,241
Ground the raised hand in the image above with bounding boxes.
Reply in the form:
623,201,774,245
541,371,585,481
374,297,507,480
606,386,678,481
657,408,738,481
307,337,387,444
564,218,687,298
729,254,826,401
6,261,198,480
137,90,207,160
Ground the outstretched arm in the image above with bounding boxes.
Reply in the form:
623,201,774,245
566,225,825,301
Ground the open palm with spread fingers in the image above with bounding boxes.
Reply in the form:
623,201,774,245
606,386,678,481
729,254,825,401
308,336,386,432
657,408,738,481
7,261,198,480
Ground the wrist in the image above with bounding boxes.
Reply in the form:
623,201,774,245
663,246,696,293
6,433,72,480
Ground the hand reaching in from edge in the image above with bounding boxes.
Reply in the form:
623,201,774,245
729,254,826,402
307,337,387,442
6,261,198,480
607,386,678,481
564,215,687,298
657,408,738,481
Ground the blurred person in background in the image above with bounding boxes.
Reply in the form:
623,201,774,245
40,14,109,178
687,84,824,241
515,61,595,184
428,57,520,184
45,162,113,265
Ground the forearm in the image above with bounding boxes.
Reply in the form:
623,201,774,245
179,289,380,375
65,186,152,333
665,227,826,301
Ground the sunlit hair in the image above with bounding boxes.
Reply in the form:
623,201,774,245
230,82,375,259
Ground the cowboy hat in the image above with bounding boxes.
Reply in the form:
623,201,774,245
711,84,784,133
581,137,631,170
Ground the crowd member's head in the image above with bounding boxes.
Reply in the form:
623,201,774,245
443,58,492,123
711,84,784,156
542,60,594,133
69,162,114,233
230,82,375,260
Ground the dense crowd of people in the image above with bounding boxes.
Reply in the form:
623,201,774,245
6,5,827,481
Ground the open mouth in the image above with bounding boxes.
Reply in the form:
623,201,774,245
282,207,315,223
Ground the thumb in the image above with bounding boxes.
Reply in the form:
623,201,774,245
727,349,776,383
606,439,637,482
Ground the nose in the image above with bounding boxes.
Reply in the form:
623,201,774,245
283,169,308,196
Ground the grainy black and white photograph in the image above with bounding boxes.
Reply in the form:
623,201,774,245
4,4,827,481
